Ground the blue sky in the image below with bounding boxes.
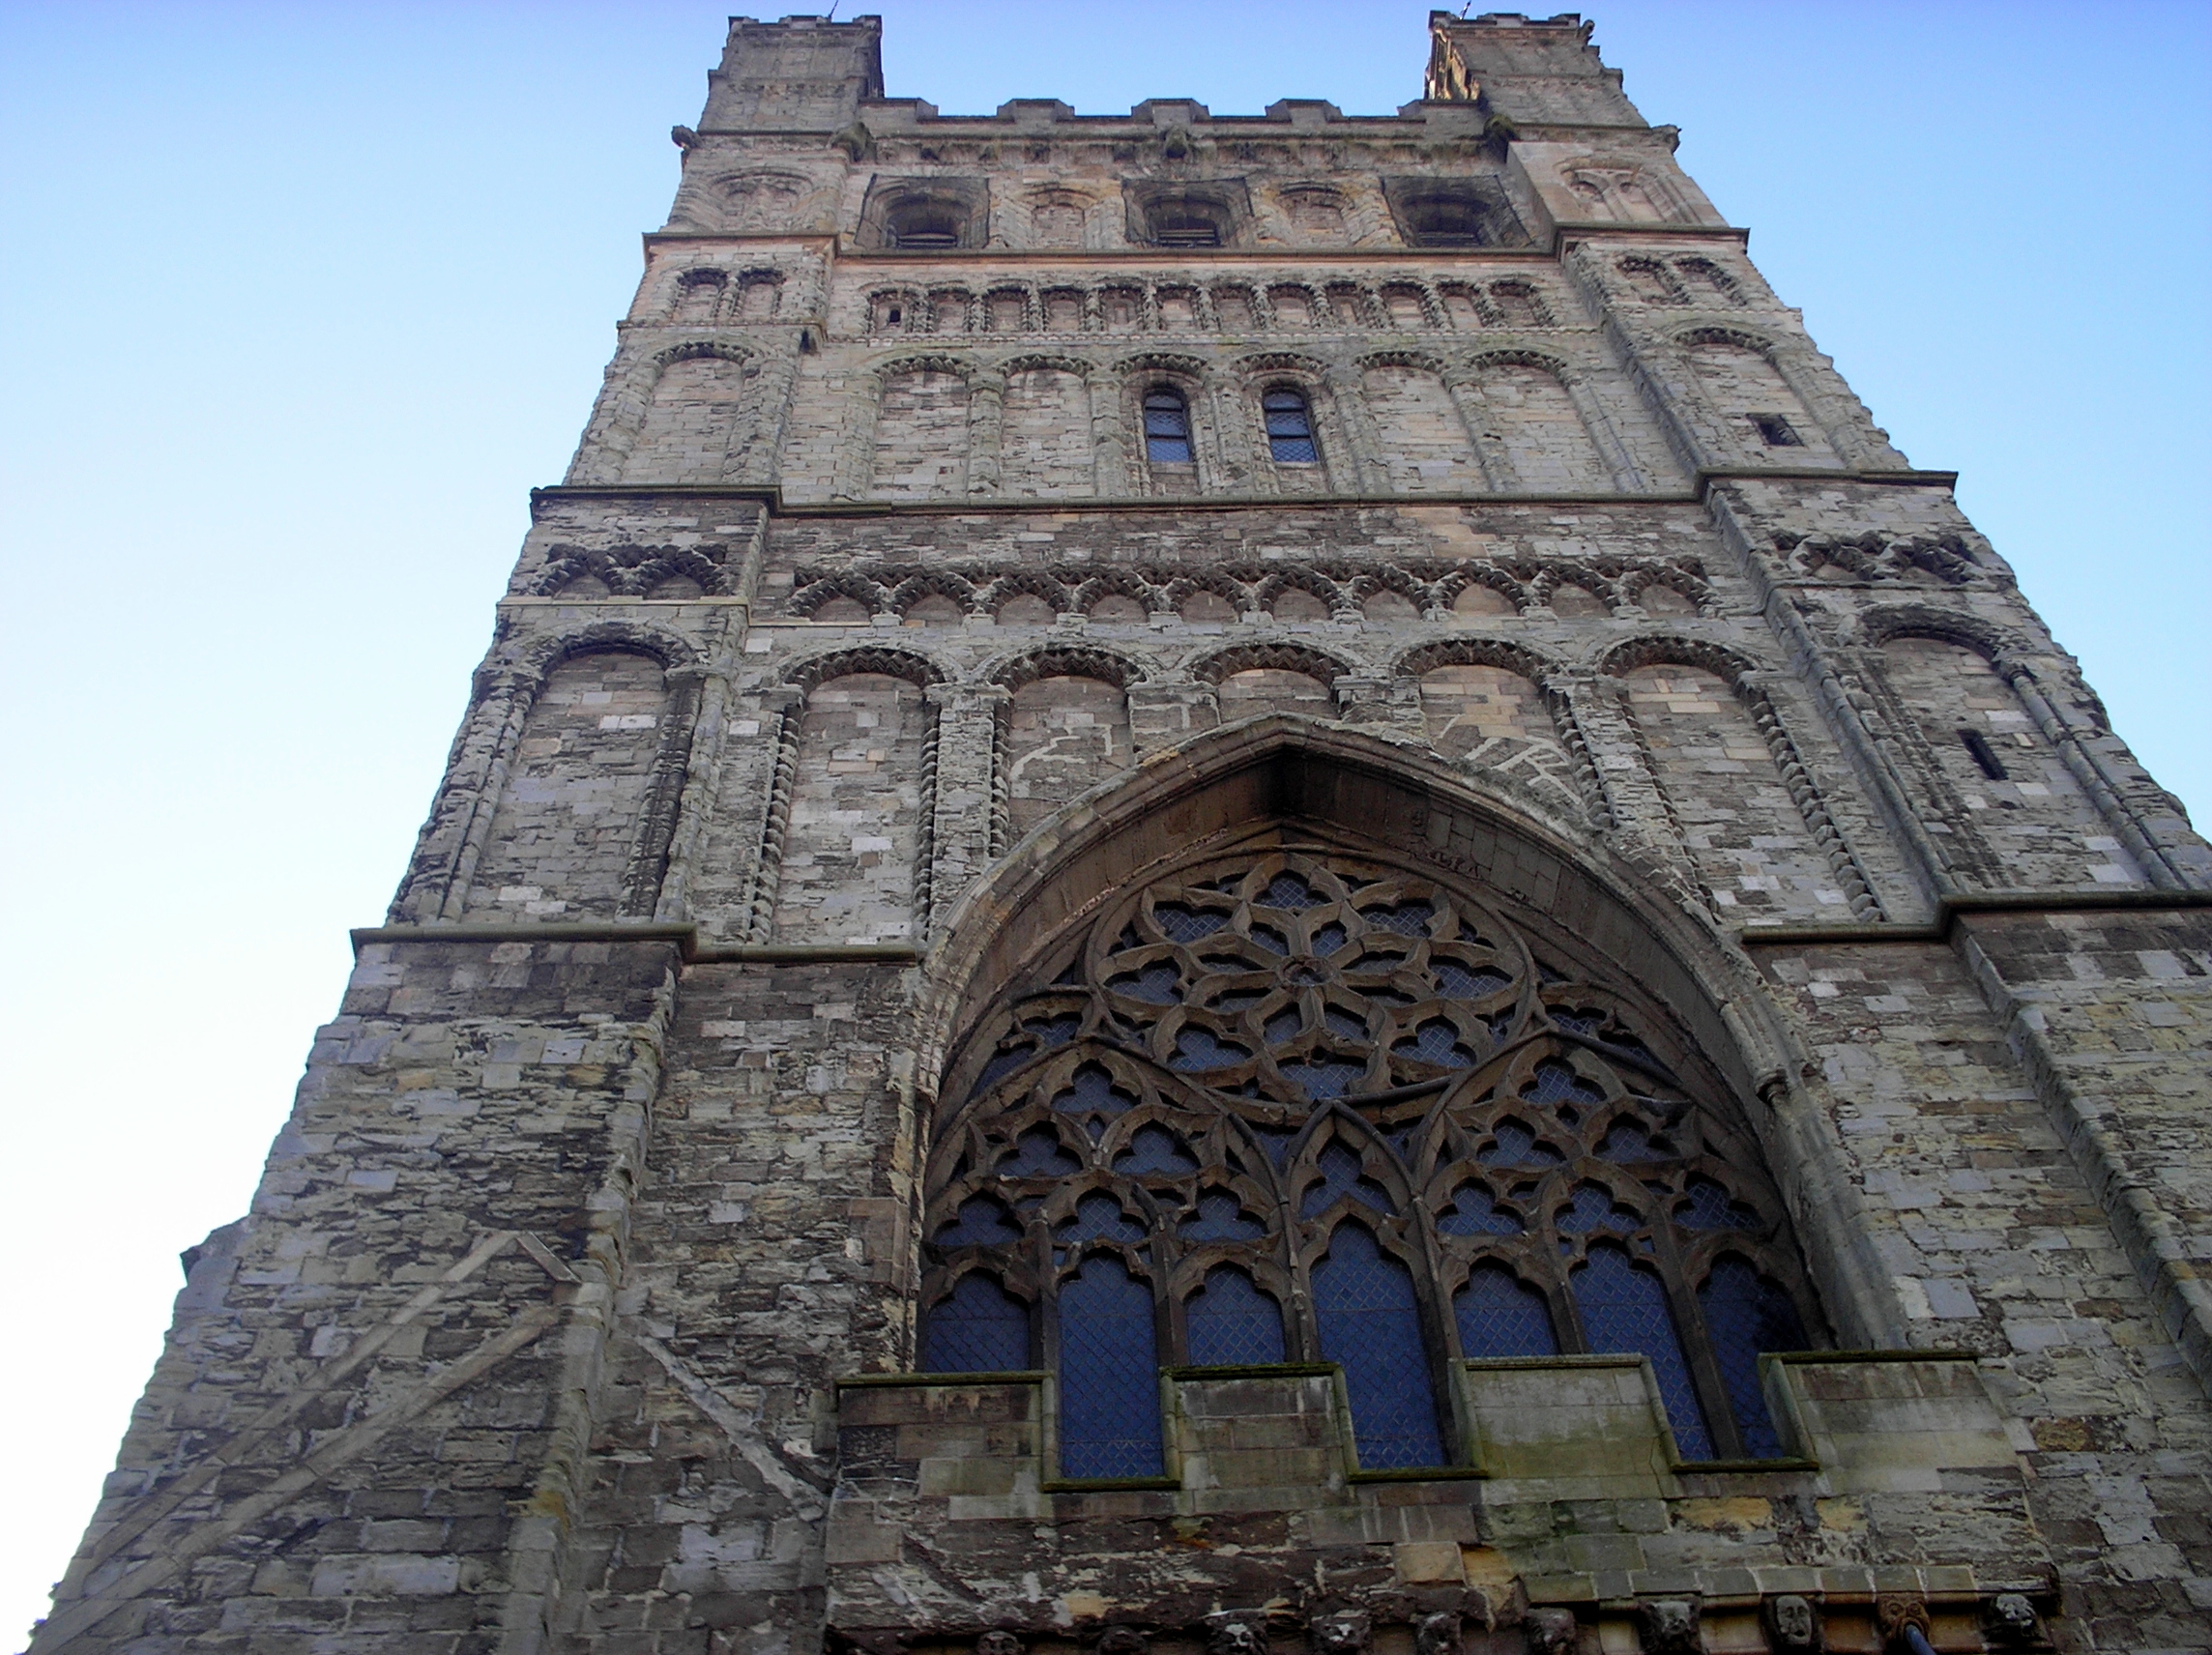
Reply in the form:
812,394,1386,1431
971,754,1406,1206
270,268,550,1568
1,1,2206,1640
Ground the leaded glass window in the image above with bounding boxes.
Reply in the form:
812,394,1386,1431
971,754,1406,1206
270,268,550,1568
1144,388,1194,465
1263,389,1319,464
919,841,1825,1473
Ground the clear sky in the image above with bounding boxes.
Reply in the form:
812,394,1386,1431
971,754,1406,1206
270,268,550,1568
1,0,2205,1640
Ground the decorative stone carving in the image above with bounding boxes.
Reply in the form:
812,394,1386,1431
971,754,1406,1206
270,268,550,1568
977,1633,1025,1655
1096,1631,1150,1655
1986,1594,2041,1645
1308,1609,1372,1655
1523,1609,1579,1655
1637,1599,1700,1655
1763,1594,1820,1651
1208,1616,1268,1655
1413,1611,1463,1655
1875,1596,1931,1652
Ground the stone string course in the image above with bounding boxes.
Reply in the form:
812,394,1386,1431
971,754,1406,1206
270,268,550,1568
33,14,2212,1655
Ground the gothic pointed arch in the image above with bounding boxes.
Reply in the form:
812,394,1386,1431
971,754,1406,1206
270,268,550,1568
908,726,1884,1478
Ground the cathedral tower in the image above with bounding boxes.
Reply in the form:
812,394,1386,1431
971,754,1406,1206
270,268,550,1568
36,14,2212,1655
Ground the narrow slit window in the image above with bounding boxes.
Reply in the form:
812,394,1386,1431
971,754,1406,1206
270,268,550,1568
1263,390,1319,464
1144,389,1194,466
1752,414,1802,448
1961,728,2010,780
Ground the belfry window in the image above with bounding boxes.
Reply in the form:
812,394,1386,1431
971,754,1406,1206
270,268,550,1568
885,200,965,250
918,846,1828,1477
1145,194,1231,248
1144,388,1194,466
1262,389,1319,464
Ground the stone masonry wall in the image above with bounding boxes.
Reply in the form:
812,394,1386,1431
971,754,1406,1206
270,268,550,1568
35,14,2212,1655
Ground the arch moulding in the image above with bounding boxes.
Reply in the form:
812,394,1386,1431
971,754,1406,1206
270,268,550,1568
910,717,1904,1352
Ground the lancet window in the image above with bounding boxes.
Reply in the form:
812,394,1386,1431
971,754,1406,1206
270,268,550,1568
919,841,1823,1477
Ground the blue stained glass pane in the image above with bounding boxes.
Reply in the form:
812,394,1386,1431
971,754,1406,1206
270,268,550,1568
1557,1183,1638,1234
1250,1126,1296,1167
1676,1176,1759,1231
1262,872,1323,909
1154,903,1225,942
1027,1014,1081,1049
972,1042,1036,1095
1004,1127,1083,1177
1264,1008,1303,1045
1109,963,1181,1003
1434,962,1511,999
1186,1266,1288,1366
1699,1256,1809,1459
1114,1124,1200,1177
1455,1264,1557,1356
1055,1193,1148,1244
922,1273,1031,1373
1479,1121,1561,1168
1180,1190,1266,1240
1392,1019,1474,1067
1596,1120,1662,1162
1053,1064,1134,1120
1170,1027,1248,1071
1264,395,1318,464
1525,1061,1604,1108
1311,923,1350,956
1436,1185,1523,1235
1313,1225,1445,1468
1574,1244,1713,1460
1250,925,1290,955
1059,1256,1164,1477
1300,1141,1398,1218
936,1195,1024,1247
1282,1056,1366,1100
1366,900,1436,936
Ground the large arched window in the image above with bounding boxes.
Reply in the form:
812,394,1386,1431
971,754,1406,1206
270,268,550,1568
919,840,1824,1477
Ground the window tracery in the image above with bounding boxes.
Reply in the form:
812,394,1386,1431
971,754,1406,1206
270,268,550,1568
919,841,1824,1476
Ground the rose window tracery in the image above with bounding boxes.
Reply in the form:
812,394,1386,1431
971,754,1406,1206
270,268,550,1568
920,843,1822,1474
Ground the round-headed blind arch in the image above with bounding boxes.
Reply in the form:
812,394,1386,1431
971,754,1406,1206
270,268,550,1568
917,838,1826,1475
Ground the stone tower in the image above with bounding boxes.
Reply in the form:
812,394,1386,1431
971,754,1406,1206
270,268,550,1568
36,13,2212,1655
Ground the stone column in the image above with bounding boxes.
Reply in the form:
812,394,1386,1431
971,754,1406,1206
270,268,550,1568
922,682,1010,931
650,663,731,922
1087,370,1129,497
1562,369,1647,492
743,686,805,943
965,367,1005,496
1442,367,1512,491
2001,659,2194,889
832,371,883,501
400,667,535,923
1322,361,1385,494
734,341,802,485
1548,671,1707,911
